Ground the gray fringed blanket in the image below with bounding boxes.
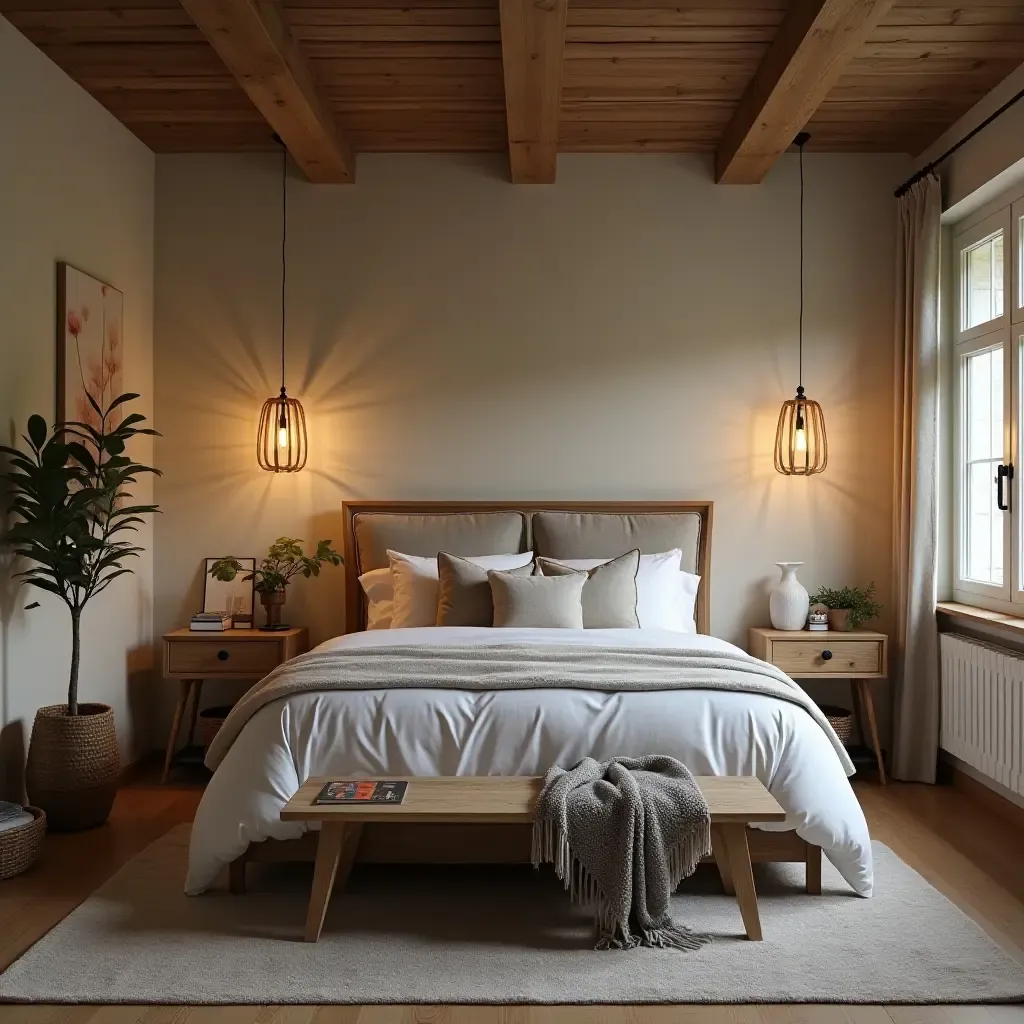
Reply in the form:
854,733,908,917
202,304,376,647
533,755,712,951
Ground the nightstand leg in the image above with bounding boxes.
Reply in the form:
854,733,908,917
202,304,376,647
162,679,194,784
186,679,204,746
855,680,887,785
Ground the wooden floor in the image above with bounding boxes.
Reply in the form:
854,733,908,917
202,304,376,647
0,776,1022,1024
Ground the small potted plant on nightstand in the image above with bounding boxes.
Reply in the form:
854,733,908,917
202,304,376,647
209,537,342,630
0,393,159,830
810,582,882,632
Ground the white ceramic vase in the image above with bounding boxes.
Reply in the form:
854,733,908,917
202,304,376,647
770,562,809,631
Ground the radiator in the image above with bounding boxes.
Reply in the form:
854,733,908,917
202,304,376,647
939,632,1024,797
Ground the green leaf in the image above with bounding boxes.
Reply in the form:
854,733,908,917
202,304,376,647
27,415,47,450
106,393,140,412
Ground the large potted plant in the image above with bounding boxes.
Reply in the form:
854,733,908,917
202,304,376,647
0,393,159,830
210,537,342,630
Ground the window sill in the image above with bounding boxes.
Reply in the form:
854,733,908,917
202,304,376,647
936,601,1024,638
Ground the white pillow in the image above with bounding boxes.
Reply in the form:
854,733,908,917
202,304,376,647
541,549,699,632
388,550,534,628
358,567,394,630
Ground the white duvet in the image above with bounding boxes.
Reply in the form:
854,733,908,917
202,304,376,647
186,628,873,896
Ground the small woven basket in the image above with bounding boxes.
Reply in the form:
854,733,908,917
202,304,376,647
0,807,46,881
199,706,233,750
820,704,854,745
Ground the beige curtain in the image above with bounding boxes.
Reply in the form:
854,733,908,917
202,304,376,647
891,174,942,783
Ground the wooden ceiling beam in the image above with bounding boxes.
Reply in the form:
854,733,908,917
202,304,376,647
499,0,570,184
178,0,354,183
714,0,894,184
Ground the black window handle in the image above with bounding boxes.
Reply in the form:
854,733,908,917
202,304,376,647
997,463,1014,512
821,650,833,661
217,649,230,661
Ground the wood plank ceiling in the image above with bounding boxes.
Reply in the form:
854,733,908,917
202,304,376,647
4,0,1024,182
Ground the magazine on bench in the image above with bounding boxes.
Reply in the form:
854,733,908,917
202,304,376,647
314,780,408,805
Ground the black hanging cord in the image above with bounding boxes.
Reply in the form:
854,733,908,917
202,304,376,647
894,86,1024,199
279,138,288,395
796,131,809,392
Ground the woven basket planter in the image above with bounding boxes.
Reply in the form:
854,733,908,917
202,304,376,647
198,706,233,750
820,703,854,746
26,704,119,832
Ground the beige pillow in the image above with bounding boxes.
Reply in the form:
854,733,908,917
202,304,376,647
437,552,534,626
536,549,640,628
488,569,586,629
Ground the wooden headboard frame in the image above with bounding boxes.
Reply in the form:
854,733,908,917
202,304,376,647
342,500,714,636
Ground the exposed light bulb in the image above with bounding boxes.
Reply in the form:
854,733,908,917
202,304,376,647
794,426,807,452
278,425,288,449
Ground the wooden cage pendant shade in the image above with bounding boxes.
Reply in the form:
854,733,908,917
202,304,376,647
775,131,827,477
774,386,827,476
259,138,308,473
258,387,307,473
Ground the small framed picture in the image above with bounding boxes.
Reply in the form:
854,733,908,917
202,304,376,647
203,557,255,627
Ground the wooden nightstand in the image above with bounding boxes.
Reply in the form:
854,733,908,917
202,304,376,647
161,627,309,783
748,627,889,784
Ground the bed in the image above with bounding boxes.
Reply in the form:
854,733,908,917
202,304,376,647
185,501,873,898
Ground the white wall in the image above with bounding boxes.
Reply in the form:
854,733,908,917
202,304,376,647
154,151,905,724
0,16,155,787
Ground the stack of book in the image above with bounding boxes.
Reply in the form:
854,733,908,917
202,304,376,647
190,612,233,631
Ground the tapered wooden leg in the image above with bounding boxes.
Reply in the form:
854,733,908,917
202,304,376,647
161,680,193,784
229,857,247,895
856,680,887,784
186,679,204,747
720,822,762,940
303,823,362,943
711,825,735,895
806,842,822,895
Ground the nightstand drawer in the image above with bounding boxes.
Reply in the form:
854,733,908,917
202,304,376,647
771,640,883,676
166,639,282,676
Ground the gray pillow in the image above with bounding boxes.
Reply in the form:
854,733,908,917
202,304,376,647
488,569,586,629
535,549,640,628
436,552,533,627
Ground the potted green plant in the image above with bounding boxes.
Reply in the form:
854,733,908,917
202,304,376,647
0,393,159,830
809,582,882,632
209,537,342,630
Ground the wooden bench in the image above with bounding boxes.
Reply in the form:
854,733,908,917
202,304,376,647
280,775,791,943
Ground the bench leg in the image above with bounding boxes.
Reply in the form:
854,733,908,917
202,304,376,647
711,825,735,895
806,842,822,895
720,823,762,941
304,823,363,943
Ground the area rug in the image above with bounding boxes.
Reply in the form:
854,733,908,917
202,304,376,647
1,826,1022,1005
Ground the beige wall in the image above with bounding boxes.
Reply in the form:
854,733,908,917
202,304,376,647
154,150,904,725
0,16,155,784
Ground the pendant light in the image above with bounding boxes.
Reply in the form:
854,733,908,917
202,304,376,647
257,138,308,473
774,132,827,477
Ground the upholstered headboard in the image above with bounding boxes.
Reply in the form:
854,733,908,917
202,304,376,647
342,501,714,635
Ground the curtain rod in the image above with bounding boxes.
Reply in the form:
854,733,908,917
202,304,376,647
894,86,1024,198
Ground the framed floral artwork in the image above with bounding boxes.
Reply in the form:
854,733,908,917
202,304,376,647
56,263,124,427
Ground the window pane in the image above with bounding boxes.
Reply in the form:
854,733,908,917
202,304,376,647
963,345,1005,586
966,347,1002,460
963,230,1004,330
966,461,1003,584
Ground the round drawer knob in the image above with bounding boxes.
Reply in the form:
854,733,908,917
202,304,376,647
821,650,833,661
217,649,230,662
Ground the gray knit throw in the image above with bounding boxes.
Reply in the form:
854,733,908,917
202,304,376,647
532,755,712,951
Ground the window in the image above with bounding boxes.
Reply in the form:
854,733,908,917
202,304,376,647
954,194,1024,611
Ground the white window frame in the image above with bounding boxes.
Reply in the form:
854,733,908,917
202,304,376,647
953,197,1020,612
1014,198,1024,325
